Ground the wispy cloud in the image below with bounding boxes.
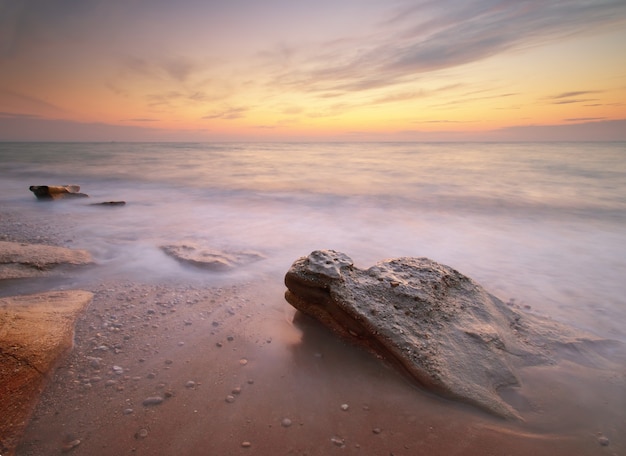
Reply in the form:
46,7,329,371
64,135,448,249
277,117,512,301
266,0,626,97
0,111,41,119
202,106,249,120
565,117,606,122
544,90,603,105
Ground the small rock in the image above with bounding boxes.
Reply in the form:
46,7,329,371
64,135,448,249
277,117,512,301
340,403,349,411
216,342,223,348
330,436,345,447
61,439,81,452
372,427,382,434
112,365,124,375
225,395,236,403
281,418,292,428
597,435,610,446
239,358,248,366
185,380,196,388
142,396,164,406
241,441,252,448
232,387,242,395
123,408,134,415
135,428,149,439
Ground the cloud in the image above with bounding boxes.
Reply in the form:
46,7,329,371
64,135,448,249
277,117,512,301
0,89,66,114
565,117,606,122
0,111,40,119
550,90,602,99
544,90,603,105
202,106,249,120
268,0,626,96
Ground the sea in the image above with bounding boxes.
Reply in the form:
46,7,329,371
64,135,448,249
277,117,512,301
1,141,625,342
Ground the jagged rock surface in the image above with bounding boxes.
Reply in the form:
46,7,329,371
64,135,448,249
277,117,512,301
284,249,612,420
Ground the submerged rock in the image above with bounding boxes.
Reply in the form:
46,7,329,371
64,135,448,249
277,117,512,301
161,243,264,271
0,241,93,280
29,185,88,200
90,201,126,207
284,250,616,420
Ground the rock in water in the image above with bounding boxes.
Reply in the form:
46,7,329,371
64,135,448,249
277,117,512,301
29,185,88,200
0,241,92,280
284,250,613,420
161,242,264,271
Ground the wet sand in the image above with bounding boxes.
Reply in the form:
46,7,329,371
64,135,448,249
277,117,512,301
1,214,624,455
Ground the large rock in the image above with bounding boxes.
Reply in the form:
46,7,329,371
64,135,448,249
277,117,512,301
161,243,264,271
29,185,88,200
284,250,614,420
0,241,92,280
0,290,93,455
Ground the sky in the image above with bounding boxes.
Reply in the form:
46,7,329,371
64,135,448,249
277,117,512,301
1,0,626,142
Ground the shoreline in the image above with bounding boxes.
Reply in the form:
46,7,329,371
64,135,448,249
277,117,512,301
1,209,624,455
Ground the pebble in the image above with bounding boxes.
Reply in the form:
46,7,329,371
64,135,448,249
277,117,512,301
185,381,196,388
123,408,134,415
281,418,292,428
241,441,251,448
225,395,236,403
135,428,149,439
372,427,382,434
330,436,345,447
142,396,164,406
232,387,242,395
216,342,223,348
112,365,124,375
239,358,248,366
340,403,349,411
597,434,610,446
61,439,81,452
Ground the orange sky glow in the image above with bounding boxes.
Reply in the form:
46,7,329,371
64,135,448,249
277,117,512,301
1,0,625,141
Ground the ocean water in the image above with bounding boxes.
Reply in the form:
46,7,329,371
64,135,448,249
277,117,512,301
1,141,625,341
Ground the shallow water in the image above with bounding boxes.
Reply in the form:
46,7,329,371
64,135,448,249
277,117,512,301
1,141,625,341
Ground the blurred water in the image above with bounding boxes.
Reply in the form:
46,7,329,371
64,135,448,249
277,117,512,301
1,141,625,340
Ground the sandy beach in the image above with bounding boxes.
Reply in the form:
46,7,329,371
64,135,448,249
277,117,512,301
1,209,624,456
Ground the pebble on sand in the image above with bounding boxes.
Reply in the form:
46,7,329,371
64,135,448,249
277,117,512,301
340,403,349,411
281,418,292,428
239,358,248,365
135,429,149,439
61,439,81,452
241,441,252,448
142,396,164,406
225,395,236,403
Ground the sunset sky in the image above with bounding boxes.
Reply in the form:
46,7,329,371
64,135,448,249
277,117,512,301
1,0,625,141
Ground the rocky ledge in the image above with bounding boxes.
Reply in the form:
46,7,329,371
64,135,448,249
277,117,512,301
0,241,92,280
0,290,93,454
